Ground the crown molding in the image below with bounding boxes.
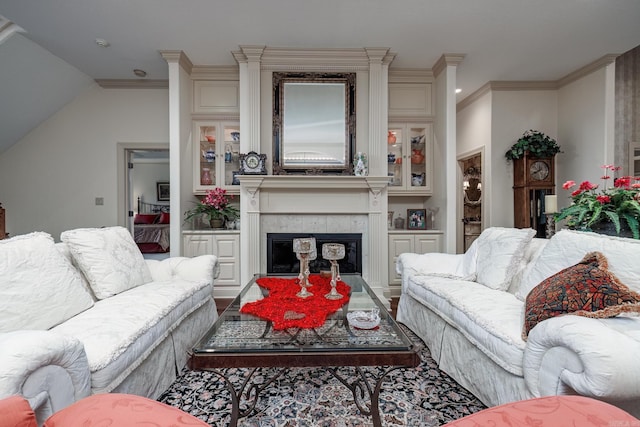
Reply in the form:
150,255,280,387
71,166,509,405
0,17,24,45
190,65,239,80
159,50,193,74
389,68,434,83
488,80,558,90
258,46,374,71
557,54,619,87
432,54,466,77
95,79,168,89
457,54,620,111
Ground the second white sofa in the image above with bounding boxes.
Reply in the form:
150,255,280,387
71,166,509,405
0,226,219,424
397,227,640,417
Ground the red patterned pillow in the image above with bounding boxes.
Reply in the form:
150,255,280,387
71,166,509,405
523,251,640,340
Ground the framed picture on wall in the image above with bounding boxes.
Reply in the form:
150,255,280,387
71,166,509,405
407,209,427,230
156,182,170,201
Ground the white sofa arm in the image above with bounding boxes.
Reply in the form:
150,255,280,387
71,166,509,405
146,254,219,284
0,330,91,423
524,315,640,401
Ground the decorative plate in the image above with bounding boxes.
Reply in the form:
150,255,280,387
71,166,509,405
347,310,381,329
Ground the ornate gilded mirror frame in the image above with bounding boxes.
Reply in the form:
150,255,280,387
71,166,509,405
272,72,356,175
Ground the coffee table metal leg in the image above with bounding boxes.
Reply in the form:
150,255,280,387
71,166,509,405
206,367,287,426
328,366,405,427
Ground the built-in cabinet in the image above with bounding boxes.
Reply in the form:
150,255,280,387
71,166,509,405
387,123,433,195
388,231,442,295
183,231,241,296
192,121,241,195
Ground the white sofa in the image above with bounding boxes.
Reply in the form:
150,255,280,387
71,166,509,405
0,227,219,424
396,227,640,417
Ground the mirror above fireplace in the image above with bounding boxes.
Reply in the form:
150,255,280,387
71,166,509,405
272,72,356,175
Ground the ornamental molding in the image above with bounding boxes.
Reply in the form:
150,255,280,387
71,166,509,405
95,79,168,89
457,54,620,112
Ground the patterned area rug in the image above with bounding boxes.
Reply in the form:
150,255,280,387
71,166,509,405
159,325,486,426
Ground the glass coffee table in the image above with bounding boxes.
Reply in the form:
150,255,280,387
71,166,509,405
189,273,419,427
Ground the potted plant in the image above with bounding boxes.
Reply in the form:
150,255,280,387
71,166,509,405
505,130,562,160
184,187,239,229
555,165,640,239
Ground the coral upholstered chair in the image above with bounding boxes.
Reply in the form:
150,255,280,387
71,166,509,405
0,394,208,427
443,396,639,426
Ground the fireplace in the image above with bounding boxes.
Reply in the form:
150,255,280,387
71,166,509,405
267,233,362,275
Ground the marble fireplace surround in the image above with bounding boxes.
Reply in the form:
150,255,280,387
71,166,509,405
239,175,390,302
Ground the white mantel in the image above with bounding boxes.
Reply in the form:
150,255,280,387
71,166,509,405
239,175,390,301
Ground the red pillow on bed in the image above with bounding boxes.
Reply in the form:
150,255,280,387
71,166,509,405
134,213,159,224
157,212,170,224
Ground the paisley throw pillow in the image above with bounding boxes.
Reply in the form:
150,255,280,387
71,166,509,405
523,251,640,340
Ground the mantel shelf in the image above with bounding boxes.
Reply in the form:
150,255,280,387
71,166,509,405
238,175,390,191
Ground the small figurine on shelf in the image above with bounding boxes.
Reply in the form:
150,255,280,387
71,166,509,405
353,152,368,176
224,144,233,163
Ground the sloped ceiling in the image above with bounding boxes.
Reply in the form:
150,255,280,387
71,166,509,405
0,1,640,153
0,32,93,153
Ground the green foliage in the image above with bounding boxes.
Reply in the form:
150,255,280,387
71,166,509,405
505,130,562,160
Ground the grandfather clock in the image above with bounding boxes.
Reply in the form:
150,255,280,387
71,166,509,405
513,153,555,238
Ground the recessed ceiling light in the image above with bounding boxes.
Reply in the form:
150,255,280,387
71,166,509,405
455,88,462,94
133,69,147,78
95,38,110,48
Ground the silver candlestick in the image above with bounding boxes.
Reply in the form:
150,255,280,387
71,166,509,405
293,237,316,298
545,214,556,239
322,243,345,300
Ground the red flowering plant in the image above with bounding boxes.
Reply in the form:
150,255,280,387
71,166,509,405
555,165,640,239
184,187,239,223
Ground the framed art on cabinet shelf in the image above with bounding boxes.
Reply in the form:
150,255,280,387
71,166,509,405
156,182,170,201
407,209,427,230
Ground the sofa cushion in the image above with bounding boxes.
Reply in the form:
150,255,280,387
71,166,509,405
44,393,209,427
0,396,37,427
51,278,212,393
61,226,152,300
523,252,640,339
474,227,537,291
406,274,526,376
0,232,94,332
518,229,640,300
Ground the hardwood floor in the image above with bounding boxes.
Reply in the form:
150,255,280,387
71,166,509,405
215,297,400,319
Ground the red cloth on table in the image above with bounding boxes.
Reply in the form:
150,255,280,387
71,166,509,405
239,275,350,330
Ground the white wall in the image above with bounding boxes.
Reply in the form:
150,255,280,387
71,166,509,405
133,161,170,208
0,84,169,239
557,65,613,211
490,90,558,227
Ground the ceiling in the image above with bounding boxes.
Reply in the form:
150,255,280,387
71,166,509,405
1,0,640,152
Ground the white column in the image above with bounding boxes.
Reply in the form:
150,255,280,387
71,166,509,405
160,50,193,257
234,46,264,153
433,54,465,254
239,176,264,285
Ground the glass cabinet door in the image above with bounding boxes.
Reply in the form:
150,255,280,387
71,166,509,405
387,123,432,195
387,127,404,187
193,121,240,194
198,124,217,187
222,125,241,187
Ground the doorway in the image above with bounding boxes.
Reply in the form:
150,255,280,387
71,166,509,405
116,143,169,257
458,151,483,252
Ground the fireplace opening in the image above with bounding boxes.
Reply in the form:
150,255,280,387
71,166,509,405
267,233,362,275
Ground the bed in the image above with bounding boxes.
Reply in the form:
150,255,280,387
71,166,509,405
134,198,170,253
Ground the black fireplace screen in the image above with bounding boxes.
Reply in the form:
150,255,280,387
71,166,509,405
266,233,362,275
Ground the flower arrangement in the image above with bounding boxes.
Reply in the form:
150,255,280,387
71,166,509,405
555,165,640,239
505,130,562,160
184,187,239,224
